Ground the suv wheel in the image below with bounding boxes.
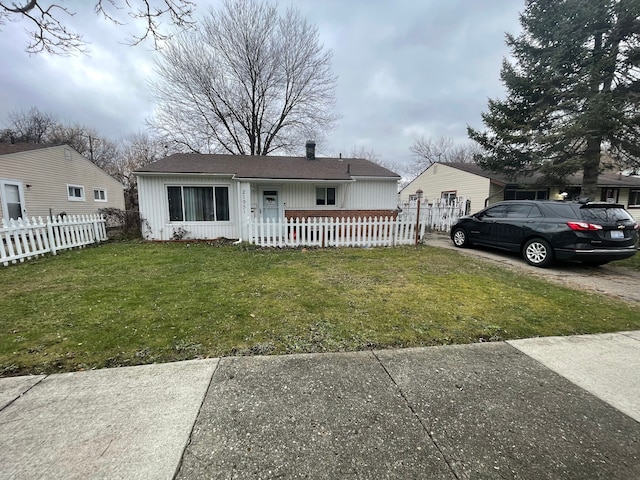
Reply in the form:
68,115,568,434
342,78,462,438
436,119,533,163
523,238,553,267
452,228,470,248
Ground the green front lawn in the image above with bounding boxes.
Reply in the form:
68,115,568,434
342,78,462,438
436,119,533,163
1,241,639,376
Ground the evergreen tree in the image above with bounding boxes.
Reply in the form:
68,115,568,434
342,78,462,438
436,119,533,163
468,0,640,199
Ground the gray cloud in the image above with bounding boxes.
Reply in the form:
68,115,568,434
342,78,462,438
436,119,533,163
0,0,522,166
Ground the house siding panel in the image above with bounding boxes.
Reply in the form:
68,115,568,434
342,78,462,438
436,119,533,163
136,164,399,241
0,145,124,222
137,175,239,241
401,164,492,214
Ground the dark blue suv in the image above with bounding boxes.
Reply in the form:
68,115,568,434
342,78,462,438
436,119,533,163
450,200,639,267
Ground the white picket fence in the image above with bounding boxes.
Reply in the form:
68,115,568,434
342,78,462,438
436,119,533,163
397,197,470,231
0,214,107,267
249,198,468,248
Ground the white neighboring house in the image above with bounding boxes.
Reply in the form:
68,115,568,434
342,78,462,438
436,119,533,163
400,162,640,220
0,144,125,222
135,143,401,241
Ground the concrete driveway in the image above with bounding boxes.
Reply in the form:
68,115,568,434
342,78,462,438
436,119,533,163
424,233,640,305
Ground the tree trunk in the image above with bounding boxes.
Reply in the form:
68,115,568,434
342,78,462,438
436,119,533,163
581,137,601,200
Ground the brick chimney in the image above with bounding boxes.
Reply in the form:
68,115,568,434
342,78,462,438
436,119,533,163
305,140,316,160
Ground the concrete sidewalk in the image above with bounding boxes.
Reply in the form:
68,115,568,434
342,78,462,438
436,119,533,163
1,332,639,479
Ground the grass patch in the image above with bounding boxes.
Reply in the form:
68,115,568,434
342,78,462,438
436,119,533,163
616,252,640,272
1,241,639,376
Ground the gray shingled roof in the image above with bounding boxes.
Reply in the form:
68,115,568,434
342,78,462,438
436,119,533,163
135,153,400,180
0,143,56,155
442,162,640,187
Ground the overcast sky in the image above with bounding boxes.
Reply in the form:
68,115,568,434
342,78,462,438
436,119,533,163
0,0,522,167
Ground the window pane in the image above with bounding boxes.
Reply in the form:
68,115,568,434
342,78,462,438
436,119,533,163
184,187,214,221
6,185,22,219
581,207,632,222
6,184,20,203
168,186,183,221
215,187,230,221
506,205,533,217
327,188,336,205
484,206,507,218
316,187,325,205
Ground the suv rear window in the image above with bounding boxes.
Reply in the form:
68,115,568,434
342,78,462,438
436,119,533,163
579,206,633,222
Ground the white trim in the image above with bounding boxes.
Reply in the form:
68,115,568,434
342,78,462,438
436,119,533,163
165,183,232,223
0,179,26,220
67,184,85,201
259,186,281,220
93,188,108,202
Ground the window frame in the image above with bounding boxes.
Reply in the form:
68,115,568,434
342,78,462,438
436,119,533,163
93,188,107,202
628,189,640,207
504,189,549,201
441,190,457,204
67,184,85,202
600,188,619,203
316,186,336,206
0,180,25,220
166,184,231,222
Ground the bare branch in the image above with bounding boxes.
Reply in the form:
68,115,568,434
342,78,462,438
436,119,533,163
1,0,195,54
149,0,337,156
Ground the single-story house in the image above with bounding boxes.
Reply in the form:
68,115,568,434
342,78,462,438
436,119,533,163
135,143,401,241
0,143,125,223
400,162,640,220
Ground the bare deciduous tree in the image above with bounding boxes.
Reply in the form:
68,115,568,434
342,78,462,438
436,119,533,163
149,0,338,156
5,107,56,143
109,132,167,209
0,0,195,54
407,136,480,181
2,106,117,169
48,123,117,169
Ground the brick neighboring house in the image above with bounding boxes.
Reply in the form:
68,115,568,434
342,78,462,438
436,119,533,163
0,143,125,222
134,143,401,241
400,162,640,220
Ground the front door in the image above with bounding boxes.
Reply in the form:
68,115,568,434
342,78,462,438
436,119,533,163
0,181,26,221
262,190,280,220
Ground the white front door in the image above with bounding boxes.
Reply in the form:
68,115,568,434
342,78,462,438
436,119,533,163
262,190,280,220
0,181,26,220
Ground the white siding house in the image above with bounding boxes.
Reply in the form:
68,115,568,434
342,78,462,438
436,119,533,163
0,144,125,222
400,162,640,220
135,147,400,241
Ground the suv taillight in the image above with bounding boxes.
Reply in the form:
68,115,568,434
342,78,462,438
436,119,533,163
567,221,603,231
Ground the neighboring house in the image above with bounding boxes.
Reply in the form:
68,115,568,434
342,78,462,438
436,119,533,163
400,162,640,220
135,143,401,241
0,144,125,222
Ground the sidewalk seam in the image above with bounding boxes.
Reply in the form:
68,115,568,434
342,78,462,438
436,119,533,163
0,375,47,413
172,360,221,480
371,350,461,480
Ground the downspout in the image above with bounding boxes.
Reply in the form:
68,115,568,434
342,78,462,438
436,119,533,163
484,189,505,208
234,181,243,244
484,180,507,207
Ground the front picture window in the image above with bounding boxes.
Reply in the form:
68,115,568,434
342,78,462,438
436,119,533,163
167,186,230,221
